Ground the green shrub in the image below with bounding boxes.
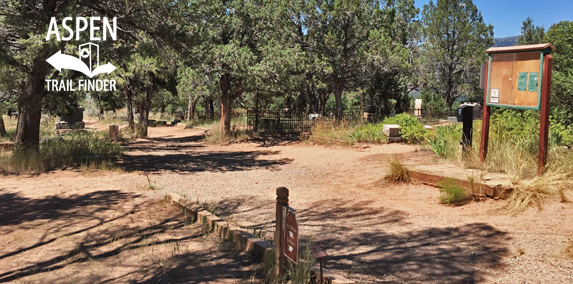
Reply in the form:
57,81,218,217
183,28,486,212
428,124,462,159
380,113,429,144
349,123,387,143
437,178,471,205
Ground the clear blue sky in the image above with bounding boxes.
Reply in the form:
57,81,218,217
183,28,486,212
415,0,573,38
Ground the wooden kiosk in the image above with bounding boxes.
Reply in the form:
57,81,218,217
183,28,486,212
479,43,555,174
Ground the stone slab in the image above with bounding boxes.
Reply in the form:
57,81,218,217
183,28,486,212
382,124,400,137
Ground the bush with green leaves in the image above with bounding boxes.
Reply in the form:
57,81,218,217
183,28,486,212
349,123,387,143
380,113,430,144
428,124,461,159
437,178,471,205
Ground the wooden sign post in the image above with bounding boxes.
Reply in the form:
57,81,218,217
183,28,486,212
284,209,298,264
275,187,289,275
479,43,555,174
275,187,300,276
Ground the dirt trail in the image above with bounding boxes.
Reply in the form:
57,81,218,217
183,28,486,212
2,126,573,283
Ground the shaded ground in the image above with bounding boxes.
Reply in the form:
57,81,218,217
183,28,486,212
2,125,573,283
0,188,261,284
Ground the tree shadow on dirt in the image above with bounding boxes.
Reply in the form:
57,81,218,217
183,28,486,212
214,197,509,283
315,223,508,283
294,200,509,283
119,150,292,173
0,190,260,283
0,189,137,232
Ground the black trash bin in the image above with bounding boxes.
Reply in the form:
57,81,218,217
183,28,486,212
457,105,474,153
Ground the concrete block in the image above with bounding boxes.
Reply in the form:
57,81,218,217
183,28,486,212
382,124,400,137
176,123,192,129
167,192,275,264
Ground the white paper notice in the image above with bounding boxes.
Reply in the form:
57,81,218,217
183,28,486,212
490,89,499,103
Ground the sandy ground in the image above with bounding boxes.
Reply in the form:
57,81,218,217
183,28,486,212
2,125,573,283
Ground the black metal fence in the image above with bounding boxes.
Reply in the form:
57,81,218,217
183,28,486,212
246,108,366,133
247,110,312,133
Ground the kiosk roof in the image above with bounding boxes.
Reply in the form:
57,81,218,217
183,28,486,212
486,43,555,54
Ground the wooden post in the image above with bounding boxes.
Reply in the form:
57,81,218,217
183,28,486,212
480,59,490,162
275,187,289,275
539,54,553,175
109,125,119,142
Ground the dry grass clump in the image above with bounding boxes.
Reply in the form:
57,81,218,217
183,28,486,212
204,129,257,144
507,172,572,213
309,118,361,145
385,157,411,183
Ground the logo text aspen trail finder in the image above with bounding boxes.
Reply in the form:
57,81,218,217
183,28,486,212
45,17,117,92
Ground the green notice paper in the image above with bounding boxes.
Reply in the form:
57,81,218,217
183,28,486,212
528,72,539,92
517,72,528,91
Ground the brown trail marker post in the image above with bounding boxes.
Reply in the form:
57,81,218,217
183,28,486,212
275,187,289,275
479,43,554,174
284,207,298,265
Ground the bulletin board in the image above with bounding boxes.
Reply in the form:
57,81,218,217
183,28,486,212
485,44,555,110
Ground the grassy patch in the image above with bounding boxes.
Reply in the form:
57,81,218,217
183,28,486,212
0,131,123,174
437,178,471,205
204,129,258,144
427,124,461,159
285,240,316,284
80,160,123,173
310,119,362,144
385,157,411,183
429,110,573,181
310,113,430,145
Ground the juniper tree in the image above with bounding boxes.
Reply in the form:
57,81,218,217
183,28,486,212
420,0,493,111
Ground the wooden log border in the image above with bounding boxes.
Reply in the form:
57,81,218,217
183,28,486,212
166,193,355,284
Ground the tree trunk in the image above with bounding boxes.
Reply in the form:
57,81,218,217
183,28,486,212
220,73,232,134
0,115,6,137
14,57,49,153
191,98,198,119
221,93,232,134
254,92,260,131
446,95,455,113
318,90,328,115
187,96,199,120
334,83,344,119
285,96,292,110
138,85,153,137
208,98,215,119
126,88,135,131
187,95,193,120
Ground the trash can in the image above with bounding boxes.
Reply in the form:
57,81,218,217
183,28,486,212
457,105,473,153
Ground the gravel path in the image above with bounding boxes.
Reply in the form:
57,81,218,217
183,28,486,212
3,126,573,283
